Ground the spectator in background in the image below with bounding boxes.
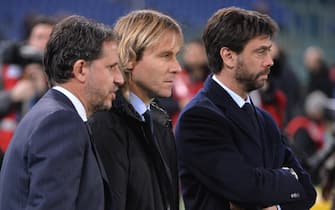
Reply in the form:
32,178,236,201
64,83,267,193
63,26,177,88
257,70,287,129
23,13,56,51
164,39,210,127
304,46,334,98
175,7,316,210
254,42,304,129
286,91,332,184
271,42,302,124
89,10,183,210
0,15,124,209
0,14,55,153
320,117,335,209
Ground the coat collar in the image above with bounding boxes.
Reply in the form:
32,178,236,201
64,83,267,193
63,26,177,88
113,90,172,128
113,90,143,122
48,88,76,111
52,86,87,121
112,90,175,207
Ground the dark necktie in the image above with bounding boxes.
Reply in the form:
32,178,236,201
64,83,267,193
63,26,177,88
242,102,254,115
143,109,154,134
242,102,259,130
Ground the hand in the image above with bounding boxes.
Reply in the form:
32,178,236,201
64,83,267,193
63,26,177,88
10,64,48,102
10,79,35,102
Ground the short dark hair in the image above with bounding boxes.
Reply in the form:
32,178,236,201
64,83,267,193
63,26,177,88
202,7,278,74
44,15,118,85
23,14,56,41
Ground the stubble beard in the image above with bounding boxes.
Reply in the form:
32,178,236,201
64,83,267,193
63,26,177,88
85,83,112,116
235,59,269,93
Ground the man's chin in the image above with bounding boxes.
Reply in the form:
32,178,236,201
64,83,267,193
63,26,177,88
94,103,112,113
246,83,265,92
103,103,113,110
158,90,172,98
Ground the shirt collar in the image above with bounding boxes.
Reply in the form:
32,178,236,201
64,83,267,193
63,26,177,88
212,74,250,108
52,86,88,122
129,92,150,119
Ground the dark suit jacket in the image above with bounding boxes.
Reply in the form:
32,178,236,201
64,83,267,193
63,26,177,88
175,76,316,210
0,89,111,210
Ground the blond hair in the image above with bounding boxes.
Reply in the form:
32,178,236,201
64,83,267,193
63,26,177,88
114,9,183,76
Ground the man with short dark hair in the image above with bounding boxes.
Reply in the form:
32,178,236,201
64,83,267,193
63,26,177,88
176,7,316,210
0,15,124,210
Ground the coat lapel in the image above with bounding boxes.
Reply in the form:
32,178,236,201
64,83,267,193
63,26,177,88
115,93,174,208
50,89,110,184
203,76,262,149
49,89,112,208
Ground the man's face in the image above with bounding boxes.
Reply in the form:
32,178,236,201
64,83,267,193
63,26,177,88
182,42,208,82
85,41,124,113
129,31,182,104
27,23,53,51
234,35,274,92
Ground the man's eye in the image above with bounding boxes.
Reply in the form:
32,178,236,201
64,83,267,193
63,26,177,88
108,65,117,71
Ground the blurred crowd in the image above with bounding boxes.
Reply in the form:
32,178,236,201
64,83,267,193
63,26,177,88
0,11,335,209
0,14,55,154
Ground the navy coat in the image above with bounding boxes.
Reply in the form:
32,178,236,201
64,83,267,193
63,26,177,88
175,76,316,210
0,89,111,210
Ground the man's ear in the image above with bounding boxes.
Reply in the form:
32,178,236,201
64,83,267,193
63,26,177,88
72,59,88,82
220,47,236,69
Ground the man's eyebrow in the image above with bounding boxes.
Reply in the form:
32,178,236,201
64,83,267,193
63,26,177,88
108,63,118,68
254,44,272,52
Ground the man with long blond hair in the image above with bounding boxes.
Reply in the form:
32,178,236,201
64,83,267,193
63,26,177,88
89,9,183,210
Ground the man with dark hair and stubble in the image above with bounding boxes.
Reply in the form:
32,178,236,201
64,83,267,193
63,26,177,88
175,7,316,210
0,15,124,210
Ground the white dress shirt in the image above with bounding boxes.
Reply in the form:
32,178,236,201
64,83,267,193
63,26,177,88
52,86,88,122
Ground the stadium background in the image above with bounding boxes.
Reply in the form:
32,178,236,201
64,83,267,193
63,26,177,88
0,0,334,209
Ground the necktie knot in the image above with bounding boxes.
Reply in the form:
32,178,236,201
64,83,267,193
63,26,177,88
242,102,254,115
242,102,260,131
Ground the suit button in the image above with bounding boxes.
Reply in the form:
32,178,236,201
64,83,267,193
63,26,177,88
290,193,300,198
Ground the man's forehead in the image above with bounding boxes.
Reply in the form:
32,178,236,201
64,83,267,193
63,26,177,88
246,35,272,49
147,33,182,53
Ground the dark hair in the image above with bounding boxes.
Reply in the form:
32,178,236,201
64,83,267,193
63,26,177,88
23,14,56,41
44,15,118,85
202,7,278,73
